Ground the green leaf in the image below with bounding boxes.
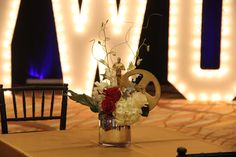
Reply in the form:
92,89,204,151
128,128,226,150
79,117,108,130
67,90,99,113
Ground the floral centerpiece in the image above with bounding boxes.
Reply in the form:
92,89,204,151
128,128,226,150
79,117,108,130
68,20,161,147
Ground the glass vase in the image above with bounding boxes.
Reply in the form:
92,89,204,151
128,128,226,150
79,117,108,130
99,116,131,147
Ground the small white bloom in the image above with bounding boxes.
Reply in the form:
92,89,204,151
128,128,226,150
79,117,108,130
94,81,109,93
136,58,143,66
146,45,150,52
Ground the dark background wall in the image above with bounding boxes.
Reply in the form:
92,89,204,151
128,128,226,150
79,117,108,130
12,0,62,86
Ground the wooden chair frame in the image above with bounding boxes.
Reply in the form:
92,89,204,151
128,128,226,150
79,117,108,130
0,84,68,134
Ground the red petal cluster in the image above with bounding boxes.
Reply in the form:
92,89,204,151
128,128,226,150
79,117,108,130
103,87,121,102
101,98,116,114
101,87,121,114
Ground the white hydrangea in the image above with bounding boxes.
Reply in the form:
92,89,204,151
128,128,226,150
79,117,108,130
113,92,148,126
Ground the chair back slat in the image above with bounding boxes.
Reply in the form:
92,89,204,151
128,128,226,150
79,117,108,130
50,90,55,117
12,91,18,118
41,90,45,117
32,90,35,118
0,84,68,134
22,91,26,118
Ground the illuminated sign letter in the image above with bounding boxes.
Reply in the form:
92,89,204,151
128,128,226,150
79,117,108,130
0,0,20,87
168,0,236,101
52,0,147,95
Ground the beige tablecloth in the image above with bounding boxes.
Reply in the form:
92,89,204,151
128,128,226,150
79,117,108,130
0,126,230,157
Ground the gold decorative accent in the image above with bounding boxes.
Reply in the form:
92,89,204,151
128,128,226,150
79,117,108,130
120,69,161,110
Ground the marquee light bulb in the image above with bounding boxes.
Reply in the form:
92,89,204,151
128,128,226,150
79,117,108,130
187,93,196,101
169,50,177,58
200,93,208,101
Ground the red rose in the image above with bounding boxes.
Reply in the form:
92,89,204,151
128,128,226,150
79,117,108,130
101,98,116,114
103,87,121,102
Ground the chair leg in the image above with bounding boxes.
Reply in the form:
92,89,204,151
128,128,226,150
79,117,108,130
60,85,68,130
60,99,67,130
0,104,8,134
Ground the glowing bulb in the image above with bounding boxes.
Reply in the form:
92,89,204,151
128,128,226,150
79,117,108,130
57,25,64,33
212,93,221,101
11,1,19,9
138,0,146,4
200,93,208,101
119,7,126,15
88,71,95,79
222,40,230,48
169,28,176,35
64,77,72,84
3,77,11,85
2,52,11,60
169,62,176,71
109,7,116,15
178,83,186,92
222,28,230,35
170,7,178,14
63,64,71,72
108,0,115,4
224,94,234,101
168,74,176,82
5,30,12,39
3,63,10,72
193,39,201,47
187,93,196,101
75,25,85,33
170,0,178,4
194,0,202,4
223,7,231,14
3,40,10,48
218,67,228,77
169,50,177,58
59,44,67,52
192,52,200,61
193,27,201,35
194,6,202,14
137,7,145,14
221,53,229,62
223,18,230,25
169,17,177,24
169,37,177,46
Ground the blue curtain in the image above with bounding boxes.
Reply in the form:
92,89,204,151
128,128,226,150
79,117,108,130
201,0,222,69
